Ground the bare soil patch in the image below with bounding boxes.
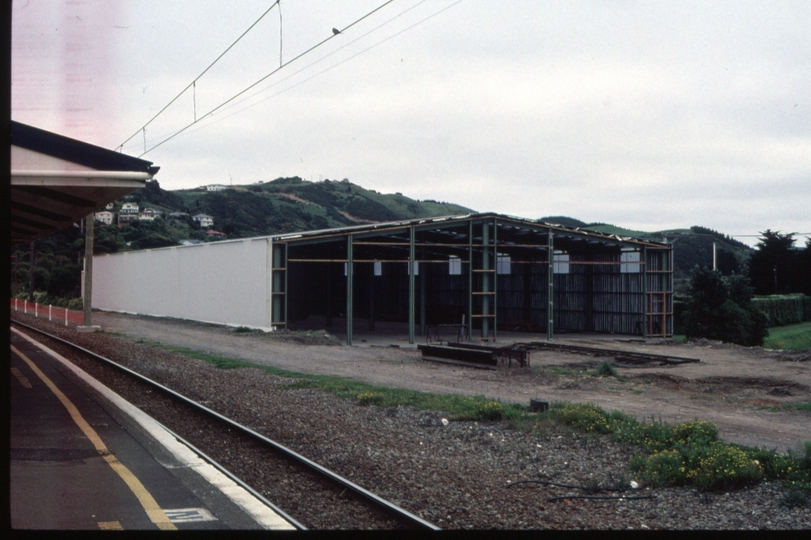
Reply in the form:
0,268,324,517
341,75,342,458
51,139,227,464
88,311,810,453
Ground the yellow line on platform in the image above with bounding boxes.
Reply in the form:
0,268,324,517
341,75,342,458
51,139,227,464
11,366,32,388
11,344,177,531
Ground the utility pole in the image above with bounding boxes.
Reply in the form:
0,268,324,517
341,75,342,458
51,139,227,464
79,214,99,332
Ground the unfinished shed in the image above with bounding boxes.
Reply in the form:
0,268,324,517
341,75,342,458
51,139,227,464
93,212,673,344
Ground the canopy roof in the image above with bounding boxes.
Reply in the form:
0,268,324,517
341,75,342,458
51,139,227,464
10,121,159,245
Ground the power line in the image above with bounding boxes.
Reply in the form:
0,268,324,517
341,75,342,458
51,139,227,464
182,0,446,135
118,0,282,151
136,0,399,157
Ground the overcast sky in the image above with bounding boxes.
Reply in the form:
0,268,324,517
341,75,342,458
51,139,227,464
12,0,811,246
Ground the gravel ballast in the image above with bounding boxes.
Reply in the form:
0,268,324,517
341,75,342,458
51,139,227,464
11,313,811,530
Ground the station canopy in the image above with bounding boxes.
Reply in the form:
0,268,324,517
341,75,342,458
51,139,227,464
10,121,159,246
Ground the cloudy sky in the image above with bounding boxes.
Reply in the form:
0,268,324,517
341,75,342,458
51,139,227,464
12,0,811,246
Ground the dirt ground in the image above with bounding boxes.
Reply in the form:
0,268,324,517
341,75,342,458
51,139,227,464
89,311,810,453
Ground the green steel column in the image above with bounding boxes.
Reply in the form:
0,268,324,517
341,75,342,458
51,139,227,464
468,221,473,342
346,234,353,345
409,226,415,344
642,246,648,338
284,243,289,328
659,250,672,336
493,218,498,342
272,243,285,327
482,221,490,340
547,230,554,341
419,246,426,337
667,248,673,335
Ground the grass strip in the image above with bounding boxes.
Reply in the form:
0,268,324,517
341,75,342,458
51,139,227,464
761,401,811,413
134,338,811,493
764,321,811,350
131,339,524,421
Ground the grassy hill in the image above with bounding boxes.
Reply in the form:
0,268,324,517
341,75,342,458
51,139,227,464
13,178,757,303
538,217,754,291
174,177,472,238
116,182,756,280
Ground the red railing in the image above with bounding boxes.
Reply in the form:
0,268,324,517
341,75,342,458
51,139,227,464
9,298,85,325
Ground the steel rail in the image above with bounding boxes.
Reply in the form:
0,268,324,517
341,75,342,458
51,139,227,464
518,341,700,365
12,320,441,531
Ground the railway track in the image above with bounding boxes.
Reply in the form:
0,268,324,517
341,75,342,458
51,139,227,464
12,320,440,531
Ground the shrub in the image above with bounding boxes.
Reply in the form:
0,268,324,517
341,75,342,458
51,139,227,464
683,268,768,346
637,450,685,487
753,294,806,327
683,443,763,491
596,361,618,377
780,489,809,508
233,326,255,333
670,420,719,446
476,400,506,421
788,441,811,470
356,391,384,406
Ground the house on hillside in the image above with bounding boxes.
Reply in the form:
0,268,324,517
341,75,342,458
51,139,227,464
193,214,214,228
205,184,226,192
139,208,163,221
118,214,137,226
205,229,227,238
95,211,115,225
120,202,139,214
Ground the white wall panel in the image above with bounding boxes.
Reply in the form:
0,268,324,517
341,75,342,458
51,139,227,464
93,238,272,329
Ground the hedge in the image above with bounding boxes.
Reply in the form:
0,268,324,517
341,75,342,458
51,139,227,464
752,294,810,327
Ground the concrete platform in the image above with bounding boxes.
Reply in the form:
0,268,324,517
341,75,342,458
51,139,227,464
9,327,296,531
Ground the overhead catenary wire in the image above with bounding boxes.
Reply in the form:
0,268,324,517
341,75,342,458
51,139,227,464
135,0,401,157
118,0,283,151
176,0,437,138
139,0,465,155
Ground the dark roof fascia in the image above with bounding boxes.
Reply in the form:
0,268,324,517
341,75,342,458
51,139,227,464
269,212,670,250
271,213,476,245
11,121,160,175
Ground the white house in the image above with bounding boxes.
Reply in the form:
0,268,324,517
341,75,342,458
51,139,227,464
193,214,214,227
94,211,115,225
205,184,226,192
120,202,139,214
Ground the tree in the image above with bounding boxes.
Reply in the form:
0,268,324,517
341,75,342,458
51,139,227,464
683,267,768,346
748,230,796,295
800,238,811,295
46,264,82,297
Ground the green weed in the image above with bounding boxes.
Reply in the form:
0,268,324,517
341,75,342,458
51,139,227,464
596,361,618,377
128,338,811,494
764,321,811,350
233,326,256,333
762,401,811,413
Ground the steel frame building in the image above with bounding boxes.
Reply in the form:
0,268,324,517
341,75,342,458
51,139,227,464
94,213,673,344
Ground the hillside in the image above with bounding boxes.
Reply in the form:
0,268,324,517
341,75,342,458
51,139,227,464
538,217,754,286
14,178,759,303
173,177,473,238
